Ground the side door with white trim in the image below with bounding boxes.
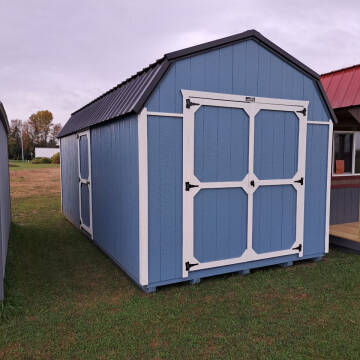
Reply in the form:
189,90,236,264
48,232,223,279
77,130,93,237
182,90,307,278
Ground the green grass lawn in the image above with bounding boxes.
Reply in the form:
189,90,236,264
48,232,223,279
9,160,59,170
1,169,360,359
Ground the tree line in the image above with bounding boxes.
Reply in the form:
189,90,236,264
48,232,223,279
8,110,62,160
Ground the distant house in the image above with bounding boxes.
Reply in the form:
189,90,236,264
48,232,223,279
321,65,360,251
0,102,10,301
34,147,59,159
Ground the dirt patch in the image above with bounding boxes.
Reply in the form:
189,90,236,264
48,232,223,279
10,168,60,199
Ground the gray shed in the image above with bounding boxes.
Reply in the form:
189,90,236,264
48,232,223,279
0,102,10,300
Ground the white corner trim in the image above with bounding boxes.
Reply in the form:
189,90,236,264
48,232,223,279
138,107,149,286
325,121,333,253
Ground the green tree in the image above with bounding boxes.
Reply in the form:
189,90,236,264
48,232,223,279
28,110,53,146
8,119,22,159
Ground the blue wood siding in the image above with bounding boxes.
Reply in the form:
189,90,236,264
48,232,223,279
253,185,296,253
330,188,360,225
194,106,249,182
148,115,183,283
0,122,10,300
79,135,89,179
146,39,331,285
91,114,139,282
303,124,329,255
254,110,298,179
147,40,330,122
61,134,80,227
194,188,247,262
80,183,90,227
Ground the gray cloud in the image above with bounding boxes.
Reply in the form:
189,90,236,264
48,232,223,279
1,0,359,124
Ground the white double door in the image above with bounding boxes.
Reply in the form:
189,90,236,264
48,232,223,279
182,90,308,277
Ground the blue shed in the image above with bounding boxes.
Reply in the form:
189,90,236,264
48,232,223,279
58,30,336,292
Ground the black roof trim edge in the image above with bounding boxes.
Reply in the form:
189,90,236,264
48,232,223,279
0,102,9,134
133,58,171,113
316,80,338,123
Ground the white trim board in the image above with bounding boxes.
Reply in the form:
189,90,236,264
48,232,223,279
147,111,183,118
138,108,149,286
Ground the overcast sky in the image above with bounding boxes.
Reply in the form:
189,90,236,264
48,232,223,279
1,0,359,125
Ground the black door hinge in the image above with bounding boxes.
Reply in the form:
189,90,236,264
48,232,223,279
245,96,255,102
297,108,306,116
250,180,255,187
185,181,199,191
185,261,199,271
294,177,304,186
293,244,302,252
186,99,200,108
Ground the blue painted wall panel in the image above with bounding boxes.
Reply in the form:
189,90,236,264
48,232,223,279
194,188,247,262
303,124,329,255
147,39,330,122
79,135,89,179
194,106,249,182
253,185,297,253
61,134,80,227
80,183,90,227
91,114,139,282
148,115,183,283
254,110,298,180
0,121,10,300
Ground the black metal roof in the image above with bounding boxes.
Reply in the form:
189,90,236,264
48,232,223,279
58,29,336,138
0,102,9,135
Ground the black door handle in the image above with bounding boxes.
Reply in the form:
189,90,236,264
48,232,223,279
185,182,199,191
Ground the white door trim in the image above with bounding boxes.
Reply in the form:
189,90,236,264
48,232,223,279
138,108,149,286
77,130,93,238
182,90,308,278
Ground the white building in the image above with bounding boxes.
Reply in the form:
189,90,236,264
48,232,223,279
34,147,59,159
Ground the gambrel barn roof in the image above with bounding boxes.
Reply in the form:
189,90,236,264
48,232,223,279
59,29,335,138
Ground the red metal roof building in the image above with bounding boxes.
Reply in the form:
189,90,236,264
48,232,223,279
321,65,360,130
322,65,360,251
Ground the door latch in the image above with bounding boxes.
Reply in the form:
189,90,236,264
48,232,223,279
185,181,199,191
294,177,304,186
186,99,200,108
185,261,199,271
292,244,302,252
250,180,255,187
297,108,307,116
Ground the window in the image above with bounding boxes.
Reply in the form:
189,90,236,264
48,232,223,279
333,132,360,175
